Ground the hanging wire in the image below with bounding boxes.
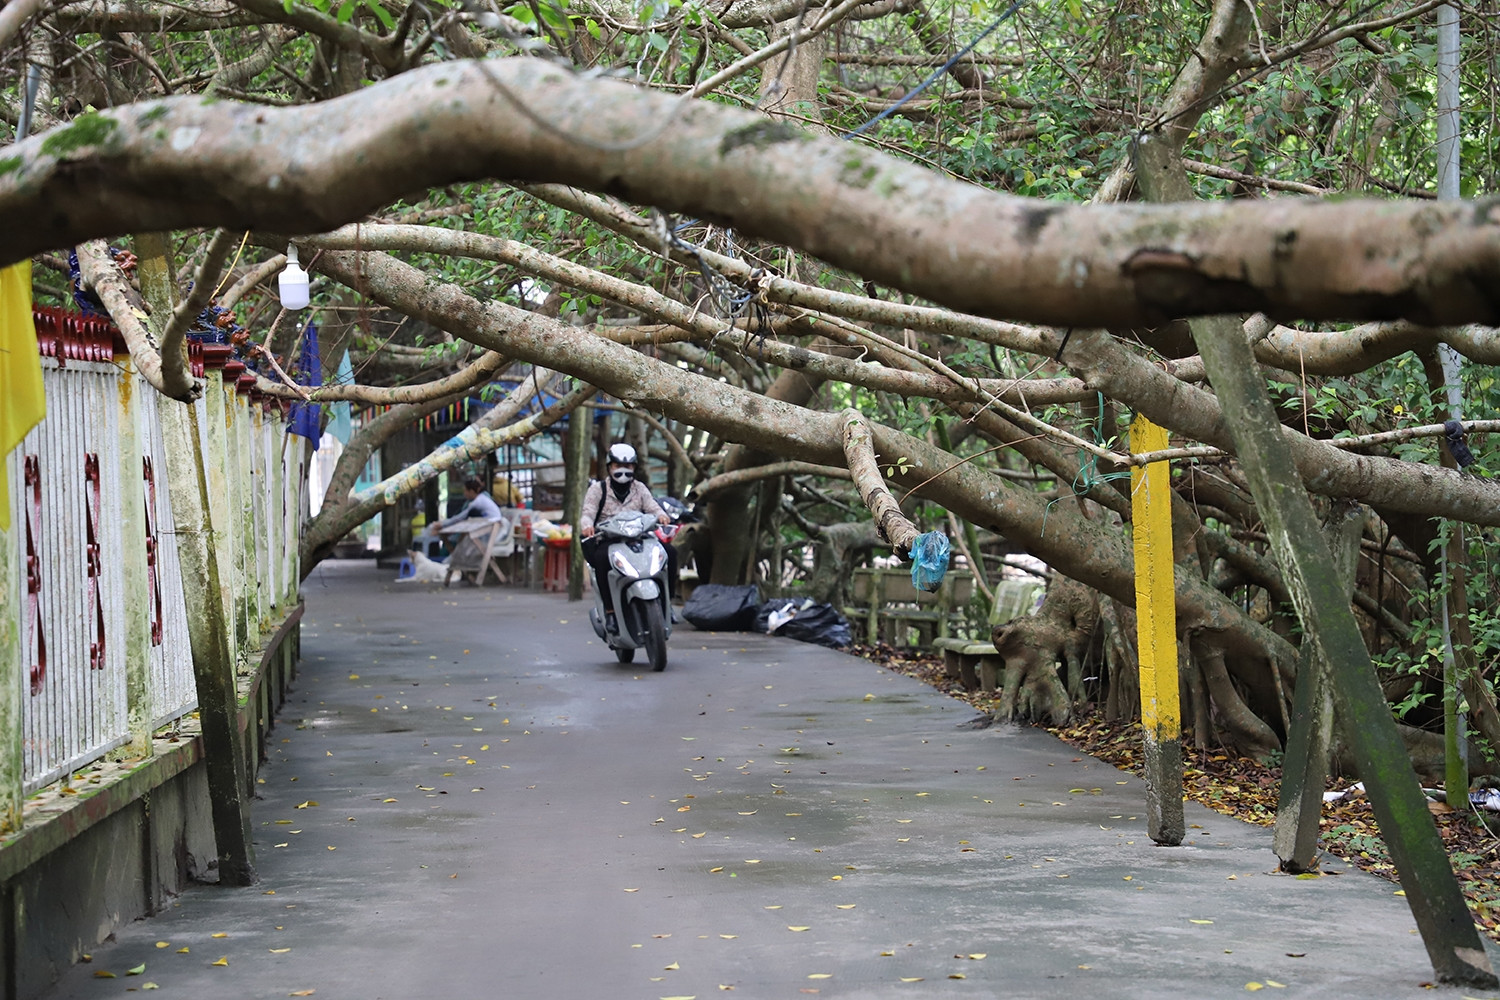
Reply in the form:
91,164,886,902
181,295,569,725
844,0,1029,139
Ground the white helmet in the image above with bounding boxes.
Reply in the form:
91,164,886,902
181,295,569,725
607,442,637,465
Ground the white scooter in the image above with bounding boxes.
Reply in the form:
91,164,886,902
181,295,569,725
587,510,674,671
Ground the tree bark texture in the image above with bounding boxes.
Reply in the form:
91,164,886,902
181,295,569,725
4,58,1500,326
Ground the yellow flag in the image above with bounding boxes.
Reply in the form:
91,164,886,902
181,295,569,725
0,261,46,531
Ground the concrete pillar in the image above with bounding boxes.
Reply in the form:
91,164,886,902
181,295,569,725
202,373,239,668
157,395,256,885
0,520,21,834
117,366,154,758
1130,413,1183,846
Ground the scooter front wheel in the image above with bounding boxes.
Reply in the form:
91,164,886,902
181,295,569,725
644,600,668,672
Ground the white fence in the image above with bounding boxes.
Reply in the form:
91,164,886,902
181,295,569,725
4,310,305,795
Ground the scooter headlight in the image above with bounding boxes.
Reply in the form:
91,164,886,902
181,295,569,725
648,546,666,576
610,549,641,578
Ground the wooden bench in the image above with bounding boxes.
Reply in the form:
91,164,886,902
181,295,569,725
933,636,1003,691
843,568,975,648
931,578,1046,691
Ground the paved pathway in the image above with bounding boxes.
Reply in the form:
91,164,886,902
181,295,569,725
41,560,1484,999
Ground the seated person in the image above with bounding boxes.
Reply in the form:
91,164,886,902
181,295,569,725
580,443,673,629
428,477,503,534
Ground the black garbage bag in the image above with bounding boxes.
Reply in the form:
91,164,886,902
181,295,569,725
682,584,762,631
756,597,852,649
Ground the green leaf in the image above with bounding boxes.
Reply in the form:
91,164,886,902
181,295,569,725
335,0,356,22
364,0,396,28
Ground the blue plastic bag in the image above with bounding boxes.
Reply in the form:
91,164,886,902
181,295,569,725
909,531,951,592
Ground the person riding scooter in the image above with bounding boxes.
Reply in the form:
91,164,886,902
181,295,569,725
580,443,673,632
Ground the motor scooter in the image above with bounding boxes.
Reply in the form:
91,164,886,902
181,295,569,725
588,510,674,671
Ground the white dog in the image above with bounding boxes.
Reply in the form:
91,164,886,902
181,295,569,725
396,549,449,583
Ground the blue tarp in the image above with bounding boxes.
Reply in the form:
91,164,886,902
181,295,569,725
287,321,323,441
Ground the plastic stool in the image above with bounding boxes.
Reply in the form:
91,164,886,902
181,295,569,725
543,544,569,592
397,557,415,580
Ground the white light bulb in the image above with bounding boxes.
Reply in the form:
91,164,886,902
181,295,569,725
278,244,310,310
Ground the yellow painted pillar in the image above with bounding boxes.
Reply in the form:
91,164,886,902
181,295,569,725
1130,413,1184,845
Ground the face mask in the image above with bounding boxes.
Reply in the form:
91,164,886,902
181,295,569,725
610,469,634,484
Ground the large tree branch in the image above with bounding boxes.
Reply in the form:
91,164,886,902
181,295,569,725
302,222,1092,407
52,0,269,32
6,59,1500,325
0,0,46,51
842,408,922,557
157,228,237,385
255,348,508,403
75,239,202,400
1058,327,1500,527
1253,322,1500,376
694,460,853,497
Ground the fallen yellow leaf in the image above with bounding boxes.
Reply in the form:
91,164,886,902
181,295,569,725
289,991,317,997
836,904,856,910
899,977,924,982
155,942,169,949
624,888,641,892
948,973,966,980
142,983,159,990
270,948,291,954
1189,919,1213,925
1266,982,1286,988
211,932,229,939
665,962,680,970
720,934,737,939
808,974,832,979
93,971,116,979
788,926,811,932
710,867,724,873
177,947,190,954
968,953,987,960
1246,984,1264,992
212,956,229,967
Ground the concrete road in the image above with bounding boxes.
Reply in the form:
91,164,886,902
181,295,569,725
41,560,1485,999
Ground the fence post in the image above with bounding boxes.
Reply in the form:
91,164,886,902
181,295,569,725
1129,413,1184,846
201,372,241,669
0,520,21,834
238,399,260,644
158,395,256,885
118,368,154,757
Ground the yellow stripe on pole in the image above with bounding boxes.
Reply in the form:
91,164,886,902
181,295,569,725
1130,413,1178,740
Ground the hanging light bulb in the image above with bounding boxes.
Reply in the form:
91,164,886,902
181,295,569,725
278,244,310,310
